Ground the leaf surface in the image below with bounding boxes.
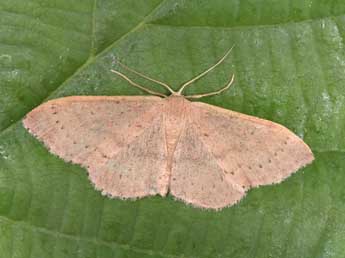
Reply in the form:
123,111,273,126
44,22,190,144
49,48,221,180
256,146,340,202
1,1,345,257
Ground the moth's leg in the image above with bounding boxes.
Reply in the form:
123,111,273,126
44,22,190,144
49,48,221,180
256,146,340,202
116,61,176,94
177,45,234,95
111,69,167,98
185,74,235,99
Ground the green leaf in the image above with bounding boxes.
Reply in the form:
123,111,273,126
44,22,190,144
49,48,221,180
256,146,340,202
1,0,345,257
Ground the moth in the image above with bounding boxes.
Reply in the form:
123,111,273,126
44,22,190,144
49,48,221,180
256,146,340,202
23,48,314,210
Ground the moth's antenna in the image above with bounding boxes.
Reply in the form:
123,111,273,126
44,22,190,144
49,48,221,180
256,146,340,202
177,45,234,95
117,61,176,94
111,69,167,98
185,74,235,99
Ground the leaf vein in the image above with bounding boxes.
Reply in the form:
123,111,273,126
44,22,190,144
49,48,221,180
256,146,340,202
0,215,184,258
0,0,165,136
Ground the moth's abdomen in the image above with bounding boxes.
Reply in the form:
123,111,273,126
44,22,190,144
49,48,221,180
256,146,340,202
163,96,190,171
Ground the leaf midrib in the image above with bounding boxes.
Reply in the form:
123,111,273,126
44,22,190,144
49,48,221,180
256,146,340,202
0,0,165,135
1,8,344,140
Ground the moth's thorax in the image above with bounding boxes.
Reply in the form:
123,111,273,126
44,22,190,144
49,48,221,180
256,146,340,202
164,95,189,118
164,95,190,169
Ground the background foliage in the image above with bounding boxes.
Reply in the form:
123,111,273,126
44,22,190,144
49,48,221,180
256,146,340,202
1,0,345,257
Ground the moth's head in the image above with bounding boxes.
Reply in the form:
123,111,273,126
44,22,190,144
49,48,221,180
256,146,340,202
165,93,188,103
